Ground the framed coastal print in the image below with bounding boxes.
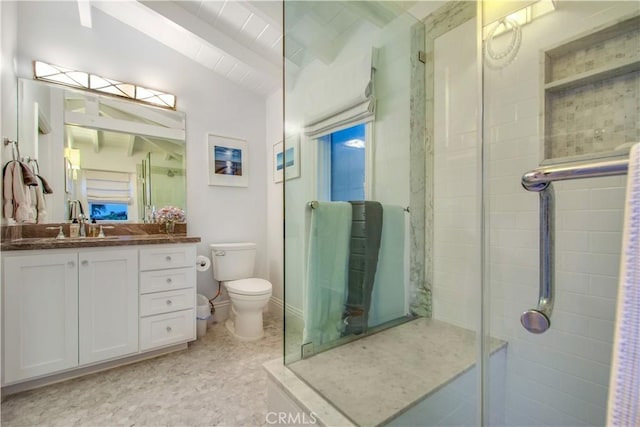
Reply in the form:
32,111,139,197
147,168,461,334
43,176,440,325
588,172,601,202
208,134,248,187
273,135,300,183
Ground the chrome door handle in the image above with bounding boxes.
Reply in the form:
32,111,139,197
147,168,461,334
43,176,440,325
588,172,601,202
520,182,555,334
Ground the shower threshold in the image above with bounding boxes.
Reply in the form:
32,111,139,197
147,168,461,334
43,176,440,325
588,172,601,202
265,318,507,426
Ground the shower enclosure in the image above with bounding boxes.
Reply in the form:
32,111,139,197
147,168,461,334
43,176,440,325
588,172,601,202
282,1,639,425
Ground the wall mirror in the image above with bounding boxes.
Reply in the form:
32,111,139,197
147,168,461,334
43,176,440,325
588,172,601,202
18,78,186,223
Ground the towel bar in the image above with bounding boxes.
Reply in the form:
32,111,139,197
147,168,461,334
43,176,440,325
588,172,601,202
306,200,410,212
520,156,629,333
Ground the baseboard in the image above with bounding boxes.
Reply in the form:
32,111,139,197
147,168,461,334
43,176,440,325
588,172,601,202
269,296,284,319
1,343,188,399
211,299,231,323
269,297,304,321
211,297,301,324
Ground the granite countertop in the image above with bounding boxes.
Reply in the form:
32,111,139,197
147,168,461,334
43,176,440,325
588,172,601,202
0,223,200,251
1,234,201,251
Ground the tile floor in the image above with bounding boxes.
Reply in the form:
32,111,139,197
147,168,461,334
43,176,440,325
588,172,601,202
1,314,282,427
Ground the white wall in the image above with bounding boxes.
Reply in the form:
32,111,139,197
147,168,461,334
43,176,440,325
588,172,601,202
15,1,269,301
1,1,17,162
433,2,637,426
266,88,284,302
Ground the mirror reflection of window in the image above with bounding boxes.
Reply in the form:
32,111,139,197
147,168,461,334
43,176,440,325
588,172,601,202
82,169,132,222
90,202,128,221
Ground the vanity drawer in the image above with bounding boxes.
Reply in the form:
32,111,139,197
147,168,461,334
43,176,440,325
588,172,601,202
140,288,195,317
139,246,196,271
139,267,195,294
140,309,195,351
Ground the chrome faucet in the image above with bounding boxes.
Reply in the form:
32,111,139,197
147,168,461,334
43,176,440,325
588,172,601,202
68,200,86,222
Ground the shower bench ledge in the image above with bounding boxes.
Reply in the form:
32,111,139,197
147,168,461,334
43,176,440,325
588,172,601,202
264,318,507,426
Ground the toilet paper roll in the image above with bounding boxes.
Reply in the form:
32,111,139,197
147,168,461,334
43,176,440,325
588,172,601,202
196,255,211,272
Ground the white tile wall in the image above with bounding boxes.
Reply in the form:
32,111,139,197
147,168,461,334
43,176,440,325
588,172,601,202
434,2,638,426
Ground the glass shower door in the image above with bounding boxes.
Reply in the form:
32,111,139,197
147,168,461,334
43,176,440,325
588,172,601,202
482,1,639,425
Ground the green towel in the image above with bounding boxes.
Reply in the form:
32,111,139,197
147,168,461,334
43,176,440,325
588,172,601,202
303,201,352,346
368,205,406,327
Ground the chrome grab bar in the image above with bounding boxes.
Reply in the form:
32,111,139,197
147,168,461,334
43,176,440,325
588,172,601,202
521,156,629,334
522,158,628,191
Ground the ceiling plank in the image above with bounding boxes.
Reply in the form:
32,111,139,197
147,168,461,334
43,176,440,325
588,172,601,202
140,1,281,83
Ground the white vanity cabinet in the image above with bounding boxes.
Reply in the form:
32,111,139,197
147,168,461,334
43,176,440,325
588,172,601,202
78,249,139,365
1,242,197,387
138,245,196,351
2,252,79,383
2,247,138,384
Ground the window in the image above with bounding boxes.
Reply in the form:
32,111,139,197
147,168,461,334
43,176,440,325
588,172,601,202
320,123,367,202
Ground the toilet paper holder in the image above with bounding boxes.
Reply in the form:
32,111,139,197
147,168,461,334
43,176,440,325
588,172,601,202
195,255,211,271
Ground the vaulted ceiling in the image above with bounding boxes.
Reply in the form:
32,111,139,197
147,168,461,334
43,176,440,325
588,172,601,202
88,1,425,97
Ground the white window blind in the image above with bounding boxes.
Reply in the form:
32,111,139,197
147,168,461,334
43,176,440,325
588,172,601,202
83,169,132,204
303,48,378,139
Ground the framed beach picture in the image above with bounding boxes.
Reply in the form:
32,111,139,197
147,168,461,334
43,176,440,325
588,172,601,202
208,134,249,187
273,135,300,183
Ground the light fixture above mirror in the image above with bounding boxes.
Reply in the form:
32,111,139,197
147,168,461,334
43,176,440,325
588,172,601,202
33,60,177,110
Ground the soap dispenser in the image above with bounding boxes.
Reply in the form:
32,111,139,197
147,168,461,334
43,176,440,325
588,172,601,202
70,219,80,238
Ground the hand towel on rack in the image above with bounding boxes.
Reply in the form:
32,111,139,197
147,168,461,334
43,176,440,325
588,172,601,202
18,161,38,187
607,142,640,427
36,175,53,194
303,201,352,346
2,161,35,223
368,204,406,327
342,201,383,336
30,178,48,223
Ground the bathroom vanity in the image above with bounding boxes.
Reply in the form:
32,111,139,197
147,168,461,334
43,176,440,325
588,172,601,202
1,225,200,394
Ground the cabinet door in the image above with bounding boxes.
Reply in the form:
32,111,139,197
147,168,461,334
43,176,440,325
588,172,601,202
78,249,139,364
2,252,79,384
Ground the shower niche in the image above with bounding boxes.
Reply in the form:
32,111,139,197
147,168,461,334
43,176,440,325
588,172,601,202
541,13,640,164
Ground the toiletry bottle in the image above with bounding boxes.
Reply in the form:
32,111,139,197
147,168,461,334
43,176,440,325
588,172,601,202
89,219,98,237
70,219,80,238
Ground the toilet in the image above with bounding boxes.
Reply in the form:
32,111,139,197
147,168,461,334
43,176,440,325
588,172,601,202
210,242,272,341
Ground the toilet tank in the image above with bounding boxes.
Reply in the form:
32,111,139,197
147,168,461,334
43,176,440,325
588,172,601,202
210,242,256,281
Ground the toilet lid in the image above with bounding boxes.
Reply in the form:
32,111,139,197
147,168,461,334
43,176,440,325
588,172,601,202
225,278,272,296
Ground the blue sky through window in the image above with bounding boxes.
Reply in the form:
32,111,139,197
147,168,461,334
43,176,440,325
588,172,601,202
330,124,365,201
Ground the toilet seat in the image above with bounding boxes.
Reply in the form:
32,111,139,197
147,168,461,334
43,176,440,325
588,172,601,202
225,278,272,296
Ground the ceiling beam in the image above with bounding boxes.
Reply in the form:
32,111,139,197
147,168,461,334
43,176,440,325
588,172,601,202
77,0,93,28
138,1,281,83
94,129,102,153
126,135,136,157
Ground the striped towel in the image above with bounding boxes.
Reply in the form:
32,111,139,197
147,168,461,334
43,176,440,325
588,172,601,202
607,142,640,426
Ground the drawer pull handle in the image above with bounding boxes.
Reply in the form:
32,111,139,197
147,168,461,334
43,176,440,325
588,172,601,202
166,278,173,283
165,255,172,262
166,326,172,333
68,261,75,268
166,300,172,306
81,260,88,266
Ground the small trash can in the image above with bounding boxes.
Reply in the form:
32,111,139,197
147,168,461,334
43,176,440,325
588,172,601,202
196,294,212,338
